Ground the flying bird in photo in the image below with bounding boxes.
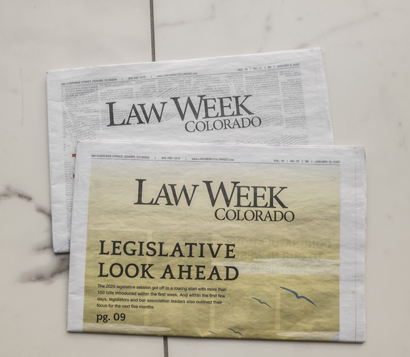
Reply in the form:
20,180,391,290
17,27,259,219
251,297,271,308
280,287,316,306
228,328,243,336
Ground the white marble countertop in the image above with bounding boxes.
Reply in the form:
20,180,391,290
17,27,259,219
1,0,409,356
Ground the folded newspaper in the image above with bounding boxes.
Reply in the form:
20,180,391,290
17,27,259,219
47,48,333,253
68,141,365,342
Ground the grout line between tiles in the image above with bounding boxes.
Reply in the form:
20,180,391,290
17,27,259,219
150,0,156,62
163,336,169,357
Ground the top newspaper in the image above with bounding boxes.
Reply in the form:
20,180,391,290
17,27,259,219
47,48,333,253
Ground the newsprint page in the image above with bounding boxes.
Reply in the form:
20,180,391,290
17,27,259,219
47,48,333,253
68,141,365,342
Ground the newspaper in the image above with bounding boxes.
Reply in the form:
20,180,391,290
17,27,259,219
47,48,333,253
68,141,365,342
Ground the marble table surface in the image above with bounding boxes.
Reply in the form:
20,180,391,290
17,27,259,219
1,0,409,356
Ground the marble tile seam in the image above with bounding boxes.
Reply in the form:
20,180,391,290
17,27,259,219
163,335,169,357
150,0,156,62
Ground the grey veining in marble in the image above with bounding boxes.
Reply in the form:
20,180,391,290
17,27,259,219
0,186,50,219
0,186,69,283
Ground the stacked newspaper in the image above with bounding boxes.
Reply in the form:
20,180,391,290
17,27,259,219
47,48,366,342
47,48,332,254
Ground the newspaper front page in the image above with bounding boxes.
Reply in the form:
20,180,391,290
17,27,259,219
68,141,365,342
47,48,333,253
